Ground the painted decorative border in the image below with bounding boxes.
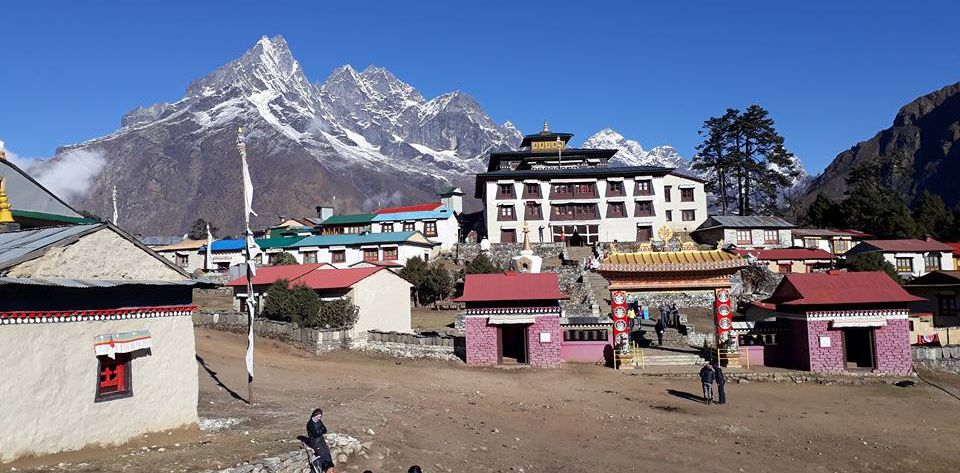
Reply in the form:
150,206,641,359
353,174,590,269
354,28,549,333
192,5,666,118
774,309,909,321
464,306,561,316
0,305,197,325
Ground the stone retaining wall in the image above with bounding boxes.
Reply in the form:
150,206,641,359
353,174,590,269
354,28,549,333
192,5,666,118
913,345,960,373
363,330,465,361
454,242,568,266
207,433,367,473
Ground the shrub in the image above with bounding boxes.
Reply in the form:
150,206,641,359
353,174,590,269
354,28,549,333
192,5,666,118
261,279,321,324
300,298,359,329
465,253,500,274
269,252,299,266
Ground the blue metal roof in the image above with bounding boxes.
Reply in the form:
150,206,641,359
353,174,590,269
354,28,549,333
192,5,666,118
292,231,434,248
209,238,246,252
371,206,453,222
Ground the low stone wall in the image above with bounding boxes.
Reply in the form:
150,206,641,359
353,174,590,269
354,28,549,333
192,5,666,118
194,312,351,354
207,433,368,473
913,345,960,373
363,330,465,361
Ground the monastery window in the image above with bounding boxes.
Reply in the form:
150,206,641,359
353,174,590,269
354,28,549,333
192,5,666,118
925,253,942,272
424,221,438,237
402,222,416,232
573,183,597,198
331,250,346,263
96,353,132,402
665,210,673,221
635,180,653,196
174,253,188,268
496,183,515,199
302,251,318,264
524,202,543,220
498,205,516,221
381,223,394,233
804,238,819,249
606,202,627,218
636,225,653,242
763,230,780,245
664,185,672,202
500,229,517,243
522,183,542,199
550,184,573,199
680,188,695,202
363,248,379,262
938,295,957,316
681,210,696,222
895,257,913,273
563,329,609,342
607,181,625,197
736,230,752,245
383,247,399,261
634,201,654,217
778,263,792,273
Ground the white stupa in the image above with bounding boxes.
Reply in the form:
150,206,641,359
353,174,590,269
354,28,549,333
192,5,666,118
512,221,542,273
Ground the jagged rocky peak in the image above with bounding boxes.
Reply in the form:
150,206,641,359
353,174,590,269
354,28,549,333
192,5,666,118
582,128,689,170
121,102,175,128
185,35,310,98
359,65,423,103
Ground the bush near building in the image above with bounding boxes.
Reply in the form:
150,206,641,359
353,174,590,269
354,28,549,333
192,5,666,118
261,279,321,325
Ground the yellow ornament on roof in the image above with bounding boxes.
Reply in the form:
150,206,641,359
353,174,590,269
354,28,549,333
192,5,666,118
0,178,14,223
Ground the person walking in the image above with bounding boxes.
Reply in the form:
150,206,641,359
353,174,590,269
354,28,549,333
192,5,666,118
699,363,715,405
306,408,336,473
714,363,727,405
655,316,666,347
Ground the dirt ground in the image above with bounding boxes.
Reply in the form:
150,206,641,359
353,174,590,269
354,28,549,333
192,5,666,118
10,328,960,473
411,307,458,332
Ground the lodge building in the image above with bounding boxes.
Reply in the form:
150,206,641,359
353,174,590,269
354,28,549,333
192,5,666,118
475,123,708,245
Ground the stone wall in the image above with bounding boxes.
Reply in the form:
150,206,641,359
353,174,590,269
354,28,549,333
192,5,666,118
454,242,568,266
874,319,911,375
363,330,465,361
207,433,367,473
194,312,351,354
913,345,960,373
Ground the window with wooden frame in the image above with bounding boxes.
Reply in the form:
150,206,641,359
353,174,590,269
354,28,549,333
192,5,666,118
895,257,913,273
634,201,654,217
380,223,394,233
636,225,653,242
174,253,188,268
763,230,780,244
665,210,673,221
496,183,515,199
498,205,516,221
302,251,318,264
331,250,346,263
606,181,625,197
96,353,132,402
925,253,942,272
522,183,542,199
635,180,653,196
778,263,792,273
736,230,752,244
573,183,597,198
562,329,609,342
402,222,416,232
939,294,957,316
524,202,543,220
363,248,379,262
550,184,573,199
382,247,399,261
681,210,696,222
500,228,517,243
423,221,438,237
606,202,627,218
832,239,851,254
680,188,695,202
663,185,672,202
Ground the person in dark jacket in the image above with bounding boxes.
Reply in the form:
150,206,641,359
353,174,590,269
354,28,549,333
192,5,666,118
306,408,335,473
408,467,423,473
654,316,666,347
699,363,715,404
714,363,726,405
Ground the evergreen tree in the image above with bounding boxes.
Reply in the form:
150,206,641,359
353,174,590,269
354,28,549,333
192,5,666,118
839,160,917,238
465,253,501,274
806,193,843,229
422,264,454,306
844,253,901,283
398,256,429,306
269,252,298,266
188,218,218,240
914,191,954,240
310,297,359,329
261,280,321,325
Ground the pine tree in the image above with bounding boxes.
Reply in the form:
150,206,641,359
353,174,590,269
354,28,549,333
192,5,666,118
839,160,918,238
914,191,954,240
806,193,842,229
465,253,501,274
398,256,429,306
188,218,218,240
422,264,454,306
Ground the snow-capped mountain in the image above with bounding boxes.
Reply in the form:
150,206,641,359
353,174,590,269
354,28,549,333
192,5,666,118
581,128,694,173
52,36,521,235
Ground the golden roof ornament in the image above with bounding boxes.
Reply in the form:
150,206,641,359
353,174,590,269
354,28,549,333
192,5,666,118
0,178,14,223
657,226,674,242
542,119,549,134
522,221,532,251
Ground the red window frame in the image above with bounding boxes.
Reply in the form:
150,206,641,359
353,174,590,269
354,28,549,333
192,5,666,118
607,181,625,197
331,250,346,263
497,183,516,199
634,201,654,217
635,180,653,196
96,353,132,402
778,263,792,273
382,247,399,261
522,183,541,199
606,202,626,218
363,248,379,262
736,230,752,245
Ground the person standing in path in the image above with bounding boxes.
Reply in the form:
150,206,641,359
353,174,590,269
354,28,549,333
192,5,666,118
655,316,666,347
714,363,727,405
306,408,336,473
699,363,715,404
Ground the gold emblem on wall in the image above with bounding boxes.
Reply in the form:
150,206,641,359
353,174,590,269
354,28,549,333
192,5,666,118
657,226,674,242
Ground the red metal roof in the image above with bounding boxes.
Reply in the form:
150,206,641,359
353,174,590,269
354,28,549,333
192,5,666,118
455,272,567,302
764,271,924,306
373,202,443,214
946,243,960,255
859,239,954,252
227,264,383,290
349,260,403,268
734,248,836,260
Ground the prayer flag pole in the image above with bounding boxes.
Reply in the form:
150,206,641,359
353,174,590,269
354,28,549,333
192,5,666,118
237,126,259,404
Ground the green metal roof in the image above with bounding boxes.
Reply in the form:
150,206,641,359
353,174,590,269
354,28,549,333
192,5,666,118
255,236,306,249
321,214,376,226
12,209,98,225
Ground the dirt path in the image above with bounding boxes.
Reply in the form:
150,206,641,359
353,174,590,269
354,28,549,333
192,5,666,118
10,328,960,472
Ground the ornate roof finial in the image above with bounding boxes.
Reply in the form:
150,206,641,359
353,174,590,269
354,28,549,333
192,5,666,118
522,221,532,251
542,119,549,134
0,178,14,223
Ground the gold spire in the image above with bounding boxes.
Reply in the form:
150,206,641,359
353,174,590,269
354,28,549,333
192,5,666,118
0,178,14,223
542,119,549,134
522,221,532,251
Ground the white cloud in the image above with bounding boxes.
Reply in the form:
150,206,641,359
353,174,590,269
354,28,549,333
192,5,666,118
6,147,107,201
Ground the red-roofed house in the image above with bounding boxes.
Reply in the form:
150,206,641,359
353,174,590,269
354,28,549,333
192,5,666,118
456,273,567,367
746,270,921,375
846,238,954,278
227,265,412,344
947,243,960,270
373,202,444,214
735,248,836,273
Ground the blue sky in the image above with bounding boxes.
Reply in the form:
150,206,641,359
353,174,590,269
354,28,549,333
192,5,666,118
2,1,958,173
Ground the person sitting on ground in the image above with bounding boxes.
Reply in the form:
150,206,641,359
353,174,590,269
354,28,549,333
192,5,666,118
306,408,336,473
699,363,715,405
408,466,423,473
